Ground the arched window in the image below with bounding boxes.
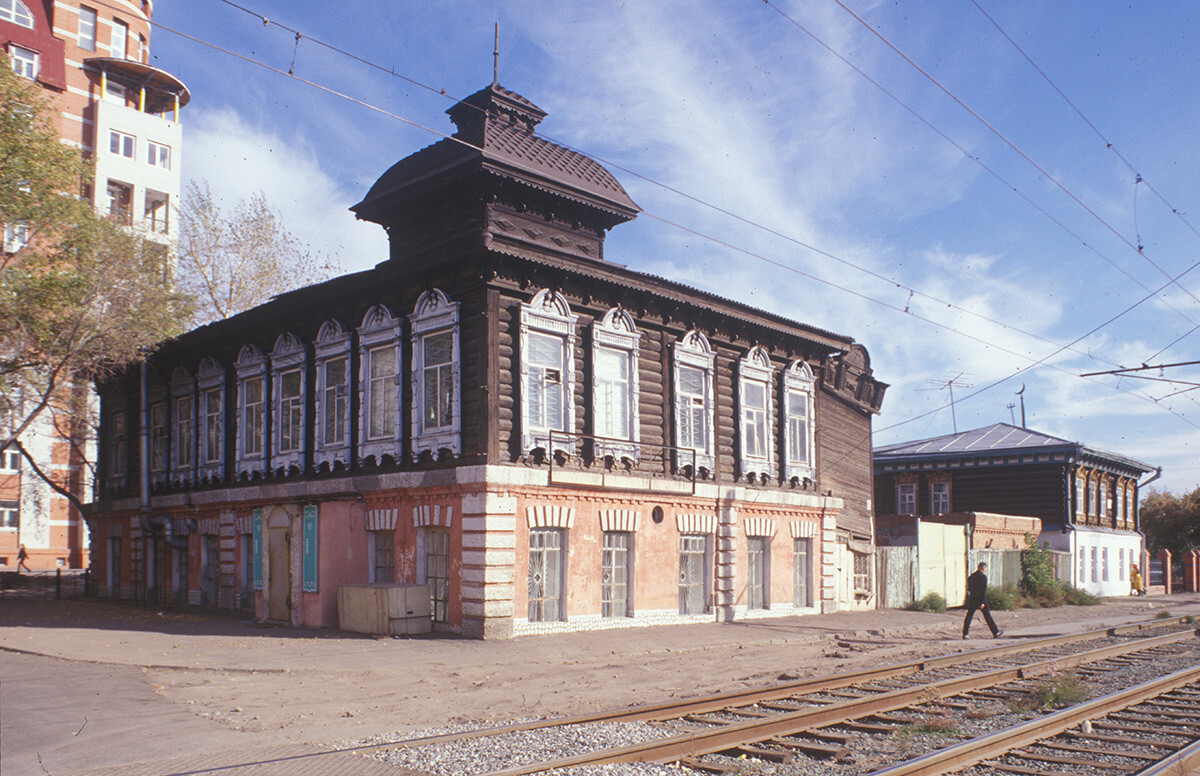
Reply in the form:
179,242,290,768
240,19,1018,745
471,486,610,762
738,346,773,481
783,360,815,483
672,329,715,475
0,0,35,29
410,290,461,458
520,289,576,456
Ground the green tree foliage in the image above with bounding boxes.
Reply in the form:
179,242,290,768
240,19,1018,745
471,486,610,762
0,59,186,489
1140,487,1200,559
177,180,338,326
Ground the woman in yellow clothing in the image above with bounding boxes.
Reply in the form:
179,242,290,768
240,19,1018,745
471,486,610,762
1130,564,1146,596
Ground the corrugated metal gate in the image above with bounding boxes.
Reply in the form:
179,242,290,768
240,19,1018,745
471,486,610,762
877,546,917,609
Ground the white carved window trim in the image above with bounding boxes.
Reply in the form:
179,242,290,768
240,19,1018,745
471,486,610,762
897,482,916,515
672,329,715,474
357,305,402,464
197,356,225,479
738,346,773,482
520,289,577,456
169,366,195,484
409,289,461,458
783,359,815,484
591,307,640,463
314,319,351,470
270,332,306,473
234,344,268,477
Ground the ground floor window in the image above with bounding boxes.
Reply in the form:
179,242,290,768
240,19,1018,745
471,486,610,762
852,550,871,595
201,535,219,605
793,537,811,607
1079,546,1087,583
601,531,631,618
1102,547,1110,582
173,546,189,603
678,534,710,615
240,533,254,608
369,529,395,583
425,528,450,622
747,536,769,610
1090,547,1099,583
108,537,122,593
528,528,564,622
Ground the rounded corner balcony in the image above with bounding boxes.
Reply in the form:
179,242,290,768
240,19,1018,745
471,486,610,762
84,57,190,115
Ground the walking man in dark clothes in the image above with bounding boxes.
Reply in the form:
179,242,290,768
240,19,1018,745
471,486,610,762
963,561,1002,639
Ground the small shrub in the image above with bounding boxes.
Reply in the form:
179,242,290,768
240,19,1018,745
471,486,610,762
1010,671,1089,712
907,592,947,613
986,584,1017,611
894,713,958,739
1185,615,1196,625
1061,584,1100,606
1156,611,1173,620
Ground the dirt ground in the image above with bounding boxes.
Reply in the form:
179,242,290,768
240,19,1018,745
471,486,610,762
5,593,1200,754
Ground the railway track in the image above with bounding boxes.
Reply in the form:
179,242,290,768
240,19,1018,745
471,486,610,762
353,616,1200,775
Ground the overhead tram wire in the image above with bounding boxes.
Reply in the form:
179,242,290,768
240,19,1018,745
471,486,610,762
149,18,1200,489
207,0,1152,373
814,0,1200,313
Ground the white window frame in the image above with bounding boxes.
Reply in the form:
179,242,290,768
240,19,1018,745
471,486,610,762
3,221,30,253
591,307,640,462
747,535,770,610
197,357,224,479
793,537,812,608
1075,475,1085,516
78,6,97,50
8,45,37,80
738,346,773,481
528,527,566,622
357,305,401,464
234,344,268,477
111,18,128,59
897,482,916,515
931,481,950,515
678,533,713,615
0,502,18,530
314,320,351,470
271,333,306,469
169,366,195,484
1,0,34,28
1098,479,1108,520
672,329,715,474
109,129,134,158
410,289,461,458
519,289,576,457
147,141,170,169
601,531,632,618
783,360,815,483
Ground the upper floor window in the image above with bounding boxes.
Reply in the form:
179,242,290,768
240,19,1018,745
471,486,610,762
738,346,773,481
591,307,640,462
144,190,168,234
78,7,97,50
520,289,576,457
0,450,18,471
358,305,401,463
0,0,34,29
202,387,222,463
149,400,167,474
410,290,461,458
106,180,132,226
314,319,350,470
169,366,195,481
111,19,129,59
147,141,170,169
897,482,916,515
3,221,29,253
197,357,224,475
270,333,306,470
8,45,37,80
277,370,302,453
931,481,950,515
783,360,815,483
1098,479,1108,519
109,411,126,479
234,344,268,476
672,329,715,475
1075,476,1085,515
109,130,134,158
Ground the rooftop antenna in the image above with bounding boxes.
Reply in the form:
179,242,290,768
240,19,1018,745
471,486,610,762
922,373,974,433
492,23,500,86
1006,402,1016,425
1015,384,1026,428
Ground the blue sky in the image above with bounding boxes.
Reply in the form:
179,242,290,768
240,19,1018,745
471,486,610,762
151,1,1200,493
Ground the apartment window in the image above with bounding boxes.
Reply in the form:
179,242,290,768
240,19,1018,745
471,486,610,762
243,376,264,456
357,305,401,463
78,7,97,50
673,330,715,473
147,141,170,169
528,528,564,622
793,537,812,607
0,502,16,529
321,356,348,447
931,481,950,515
3,221,29,253
202,387,222,464
109,130,135,158
111,18,128,59
9,45,37,80
277,368,302,453
520,289,575,456
425,528,449,622
747,536,769,610
601,532,631,618
368,530,394,583
678,534,710,615
783,361,815,482
0,0,34,28
106,180,132,225
738,347,772,480
174,394,193,468
145,190,168,234
366,345,396,440
110,411,126,478
149,402,167,473
897,482,916,515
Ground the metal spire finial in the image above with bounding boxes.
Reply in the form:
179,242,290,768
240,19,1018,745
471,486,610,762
492,23,500,86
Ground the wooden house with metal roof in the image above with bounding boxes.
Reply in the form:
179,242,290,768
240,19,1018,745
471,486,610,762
85,83,887,638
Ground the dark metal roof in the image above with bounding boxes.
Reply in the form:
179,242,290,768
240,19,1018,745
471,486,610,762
84,57,190,112
874,422,1153,474
352,84,639,220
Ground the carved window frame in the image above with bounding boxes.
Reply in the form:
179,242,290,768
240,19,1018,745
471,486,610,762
737,346,773,481
783,360,815,484
519,289,576,456
409,289,461,459
358,305,402,464
314,319,351,470
169,366,195,485
196,356,225,480
672,329,715,474
270,332,306,473
234,344,268,478
591,307,640,462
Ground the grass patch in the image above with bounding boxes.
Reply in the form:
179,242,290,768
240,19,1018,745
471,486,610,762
894,713,959,740
906,592,947,613
1155,611,1173,620
1009,671,1089,712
